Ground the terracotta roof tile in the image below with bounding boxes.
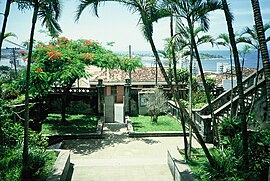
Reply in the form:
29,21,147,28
87,66,167,83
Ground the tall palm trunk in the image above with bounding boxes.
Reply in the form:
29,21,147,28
23,0,39,175
0,0,12,60
222,0,248,172
187,16,218,145
188,45,193,159
250,0,270,120
170,16,188,160
229,48,234,120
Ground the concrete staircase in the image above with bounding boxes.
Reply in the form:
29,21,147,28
193,68,266,141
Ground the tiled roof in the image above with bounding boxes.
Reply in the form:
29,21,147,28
87,66,167,83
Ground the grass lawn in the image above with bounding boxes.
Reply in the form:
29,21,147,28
131,115,182,132
41,114,99,134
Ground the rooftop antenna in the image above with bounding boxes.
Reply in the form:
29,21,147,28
129,45,132,83
4,39,26,49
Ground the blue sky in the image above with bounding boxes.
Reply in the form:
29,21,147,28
0,0,270,52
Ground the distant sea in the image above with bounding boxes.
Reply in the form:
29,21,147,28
0,58,27,69
136,50,262,73
0,50,264,73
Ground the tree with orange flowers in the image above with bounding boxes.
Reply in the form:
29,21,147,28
28,37,141,122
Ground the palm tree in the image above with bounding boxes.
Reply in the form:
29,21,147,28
239,45,252,71
239,23,270,71
76,0,171,85
22,0,62,175
174,23,216,159
0,0,13,60
221,0,248,172
167,0,222,166
2,32,17,40
216,33,236,120
0,0,31,59
167,16,190,160
250,1,270,121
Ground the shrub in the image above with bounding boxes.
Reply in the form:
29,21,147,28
144,88,168,122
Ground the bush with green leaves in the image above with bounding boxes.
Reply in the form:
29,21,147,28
215,114,270,180
0,147,56,181
175,68,189,84
0,98,53,180
189,113,269,180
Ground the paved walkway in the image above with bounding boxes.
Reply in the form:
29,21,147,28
63,123,202,181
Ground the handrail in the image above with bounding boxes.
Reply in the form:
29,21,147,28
198,68,264,114
214,78,265,117
52,87,98,93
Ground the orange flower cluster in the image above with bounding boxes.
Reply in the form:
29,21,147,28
22,57,27,62
18,50,27,56
35,43,44,49
57,37,69,45
46,45,55,49
35,67,43,72
47,50,62,60
83,53,94,61
85,40,94,47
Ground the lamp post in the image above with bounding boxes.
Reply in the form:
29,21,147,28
155,59,158,87
129,45,132,82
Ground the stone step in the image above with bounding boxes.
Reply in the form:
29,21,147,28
71,158,167,167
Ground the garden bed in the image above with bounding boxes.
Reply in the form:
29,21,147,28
41,114,99,135
128,115,186,137
0,149,57,180
179,148,213,180
130,115,183,132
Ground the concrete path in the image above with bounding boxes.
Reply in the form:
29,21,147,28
63,123,202,181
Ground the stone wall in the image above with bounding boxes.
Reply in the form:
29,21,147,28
47,93,98,115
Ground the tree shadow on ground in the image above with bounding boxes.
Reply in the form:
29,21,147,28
61,124,161,155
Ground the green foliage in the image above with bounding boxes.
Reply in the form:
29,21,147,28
193,90,208,107
131,115,182,132
192,77,199,91
1,81,20,100
175,68,189,84
8,95,25,105
144,88,169,122
0,98,53,180
0,147,57,181
219,117,241,138
0,99,23,150
206,77,216,91
41,114,99,134
215,114,270,180
174,76,215,109
0,66,11,79
185,113,270,180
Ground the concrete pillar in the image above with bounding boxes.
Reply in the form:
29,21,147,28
124,78,131,116
203,118,213,143
97,79,105,115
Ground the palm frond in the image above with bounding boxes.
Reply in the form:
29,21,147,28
16,0,32,11
237,37,256,49
3,32,17,39
198,35,215,47
75,0,102,21
217,33,230,44
221,0,234,21
39,3,62,37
